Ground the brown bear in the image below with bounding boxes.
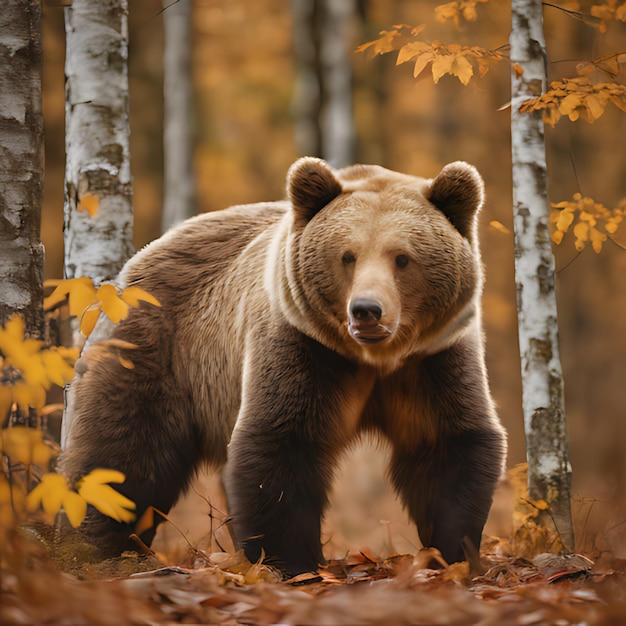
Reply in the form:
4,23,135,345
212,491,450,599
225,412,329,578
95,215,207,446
59,157,507,577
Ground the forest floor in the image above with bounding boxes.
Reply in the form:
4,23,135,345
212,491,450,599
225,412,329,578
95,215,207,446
2,534,626,625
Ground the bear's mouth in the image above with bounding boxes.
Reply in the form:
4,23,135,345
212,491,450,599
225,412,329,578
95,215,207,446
348,322,393,344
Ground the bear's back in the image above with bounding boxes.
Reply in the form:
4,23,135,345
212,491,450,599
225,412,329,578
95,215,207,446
120,201,288,306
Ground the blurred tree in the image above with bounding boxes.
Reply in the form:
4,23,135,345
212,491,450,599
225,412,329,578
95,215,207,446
292,0,356,166
0,0,45,340
64,0,134,284
510,0,573,549
162,0,196,232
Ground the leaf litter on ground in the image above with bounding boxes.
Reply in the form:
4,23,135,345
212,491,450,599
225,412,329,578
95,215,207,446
3,530,626,625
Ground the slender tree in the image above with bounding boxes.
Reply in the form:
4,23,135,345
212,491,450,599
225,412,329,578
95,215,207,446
64,0,134,284
0,0,45,339
510,0,573,549
292,0,356,167
162,0,196,232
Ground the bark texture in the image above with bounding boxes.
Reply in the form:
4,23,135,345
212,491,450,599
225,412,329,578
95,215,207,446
292,0,355,167
0,0,45,338
162,0,196,232
64,0,134,284
510,0,573,549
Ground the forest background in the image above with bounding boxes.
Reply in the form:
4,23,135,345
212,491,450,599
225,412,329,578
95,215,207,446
39,0,626,560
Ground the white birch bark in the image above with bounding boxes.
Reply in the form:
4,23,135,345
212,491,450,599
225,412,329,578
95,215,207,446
64,0,134,284
0,0,45,338
510,0,573,549
162,0,196,232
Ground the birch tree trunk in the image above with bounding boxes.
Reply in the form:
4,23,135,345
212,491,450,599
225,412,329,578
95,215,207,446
0,0,45,339
162,0,196,232
510,0,573,550
292,0,355,167
64,0,134,284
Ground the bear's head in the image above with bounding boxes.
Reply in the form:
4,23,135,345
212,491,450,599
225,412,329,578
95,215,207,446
278,157,485,372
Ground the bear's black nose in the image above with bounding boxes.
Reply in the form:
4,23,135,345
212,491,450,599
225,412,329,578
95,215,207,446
350,299,383,323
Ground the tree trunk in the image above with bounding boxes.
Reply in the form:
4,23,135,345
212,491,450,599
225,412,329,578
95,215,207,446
162,0,196,232
292,0,355,167
0,0,45,339
510,0,574,550
64,0,134,284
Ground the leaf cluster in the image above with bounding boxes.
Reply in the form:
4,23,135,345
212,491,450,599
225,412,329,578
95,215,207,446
356,23,505,86
434,0,489,28
44,277,160,338
0,425,136,541
0,316,78,417
520,71,626,126
589,0,626,32
551,193,625,252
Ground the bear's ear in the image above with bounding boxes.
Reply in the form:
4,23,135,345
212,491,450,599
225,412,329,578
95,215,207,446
426,161,484,239
287,157,343,221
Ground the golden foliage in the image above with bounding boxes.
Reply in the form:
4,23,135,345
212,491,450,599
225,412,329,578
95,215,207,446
44,277,160,337
26,472,87,527
0,316,78,416
357,24,505,85
591,0,626,32
76,469,136,523
0,425,134,533
550,193,625,252
435,0,489,28
519,52,626,126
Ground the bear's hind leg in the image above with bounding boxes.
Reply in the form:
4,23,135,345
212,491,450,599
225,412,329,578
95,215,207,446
59,335,206,557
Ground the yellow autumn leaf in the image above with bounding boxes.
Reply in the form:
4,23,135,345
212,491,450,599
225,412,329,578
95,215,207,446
78,192,99,217
77,469,136,523
120,285,161,308
41,350,76,388
431,54,454,83
80,307,101,337
44,277,97,318
431,53,473,85
97,284,129,324
552,230,565,245
62,489,88,528
13,380,46,411
355,29,402,58
135,506,155,536
590,227,607,253
573,221,589,250
489,220,511,235
26,472,88,527
412,51,436,78
555,210,575,233
435,1,457,22
27,473,67,519
584,93,606,121
1,427,52,466
450,53,474,85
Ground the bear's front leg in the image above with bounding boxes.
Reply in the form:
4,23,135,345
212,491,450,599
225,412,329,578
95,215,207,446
384,343,507,565
223,335,361,578
389,429,505,564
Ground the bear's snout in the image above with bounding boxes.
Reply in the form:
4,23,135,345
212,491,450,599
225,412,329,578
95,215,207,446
348,297,393,344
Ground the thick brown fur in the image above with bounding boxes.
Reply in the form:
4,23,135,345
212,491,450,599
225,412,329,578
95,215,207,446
59,157,507,577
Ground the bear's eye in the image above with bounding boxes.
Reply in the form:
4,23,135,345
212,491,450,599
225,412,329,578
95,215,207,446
395,254,410,269
342,252,356,265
